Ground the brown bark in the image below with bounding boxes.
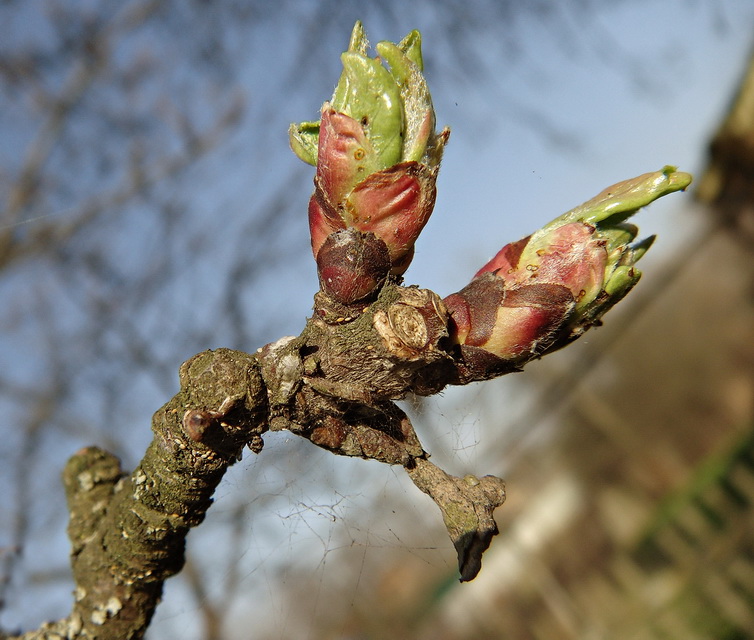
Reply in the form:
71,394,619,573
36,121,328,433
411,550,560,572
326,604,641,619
5,281,506,639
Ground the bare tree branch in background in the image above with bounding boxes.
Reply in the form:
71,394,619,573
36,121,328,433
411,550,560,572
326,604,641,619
2,2,747,639
697,46,754,246
0,0,268,630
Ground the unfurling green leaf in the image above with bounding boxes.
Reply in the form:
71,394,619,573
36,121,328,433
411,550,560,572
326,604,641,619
291,21,448,280
444,168,692,381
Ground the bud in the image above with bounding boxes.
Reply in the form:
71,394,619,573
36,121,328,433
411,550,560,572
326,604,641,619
444,167,693,381
316,229,391,304
290,21,449,276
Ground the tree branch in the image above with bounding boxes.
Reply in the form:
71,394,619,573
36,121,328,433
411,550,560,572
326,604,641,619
4,282,510,639
6,349,267,640
1,17,693,639
406,458,506,582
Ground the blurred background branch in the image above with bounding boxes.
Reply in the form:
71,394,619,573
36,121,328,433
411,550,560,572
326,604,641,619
1,1,753,638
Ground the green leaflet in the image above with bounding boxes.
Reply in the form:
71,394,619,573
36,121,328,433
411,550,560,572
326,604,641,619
331,20,369,109
377,40,434,163
290,21,440,169
397,29,424,70
348,20,369,56
558,166,693,230
525,167,692,262
600,222,639,257
624,235,655,265
333,52,403,168
288,121,320,166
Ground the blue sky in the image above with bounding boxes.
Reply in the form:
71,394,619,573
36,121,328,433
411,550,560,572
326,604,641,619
2,1,754,636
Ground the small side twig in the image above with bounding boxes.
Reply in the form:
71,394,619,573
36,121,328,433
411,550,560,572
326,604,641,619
406,457,506,582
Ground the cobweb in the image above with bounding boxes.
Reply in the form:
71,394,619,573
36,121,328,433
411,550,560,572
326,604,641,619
146,377,535,640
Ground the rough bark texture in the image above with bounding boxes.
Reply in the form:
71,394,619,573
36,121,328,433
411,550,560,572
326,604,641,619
4,281,507,640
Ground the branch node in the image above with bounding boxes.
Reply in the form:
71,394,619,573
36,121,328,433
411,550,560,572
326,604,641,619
182,409,216,442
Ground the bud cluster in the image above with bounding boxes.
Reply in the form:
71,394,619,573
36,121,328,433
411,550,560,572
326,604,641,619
290,22,448,304
291,23,692,384
444,167,692,381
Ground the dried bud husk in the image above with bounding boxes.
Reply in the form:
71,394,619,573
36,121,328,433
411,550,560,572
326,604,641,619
316,229,391,304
